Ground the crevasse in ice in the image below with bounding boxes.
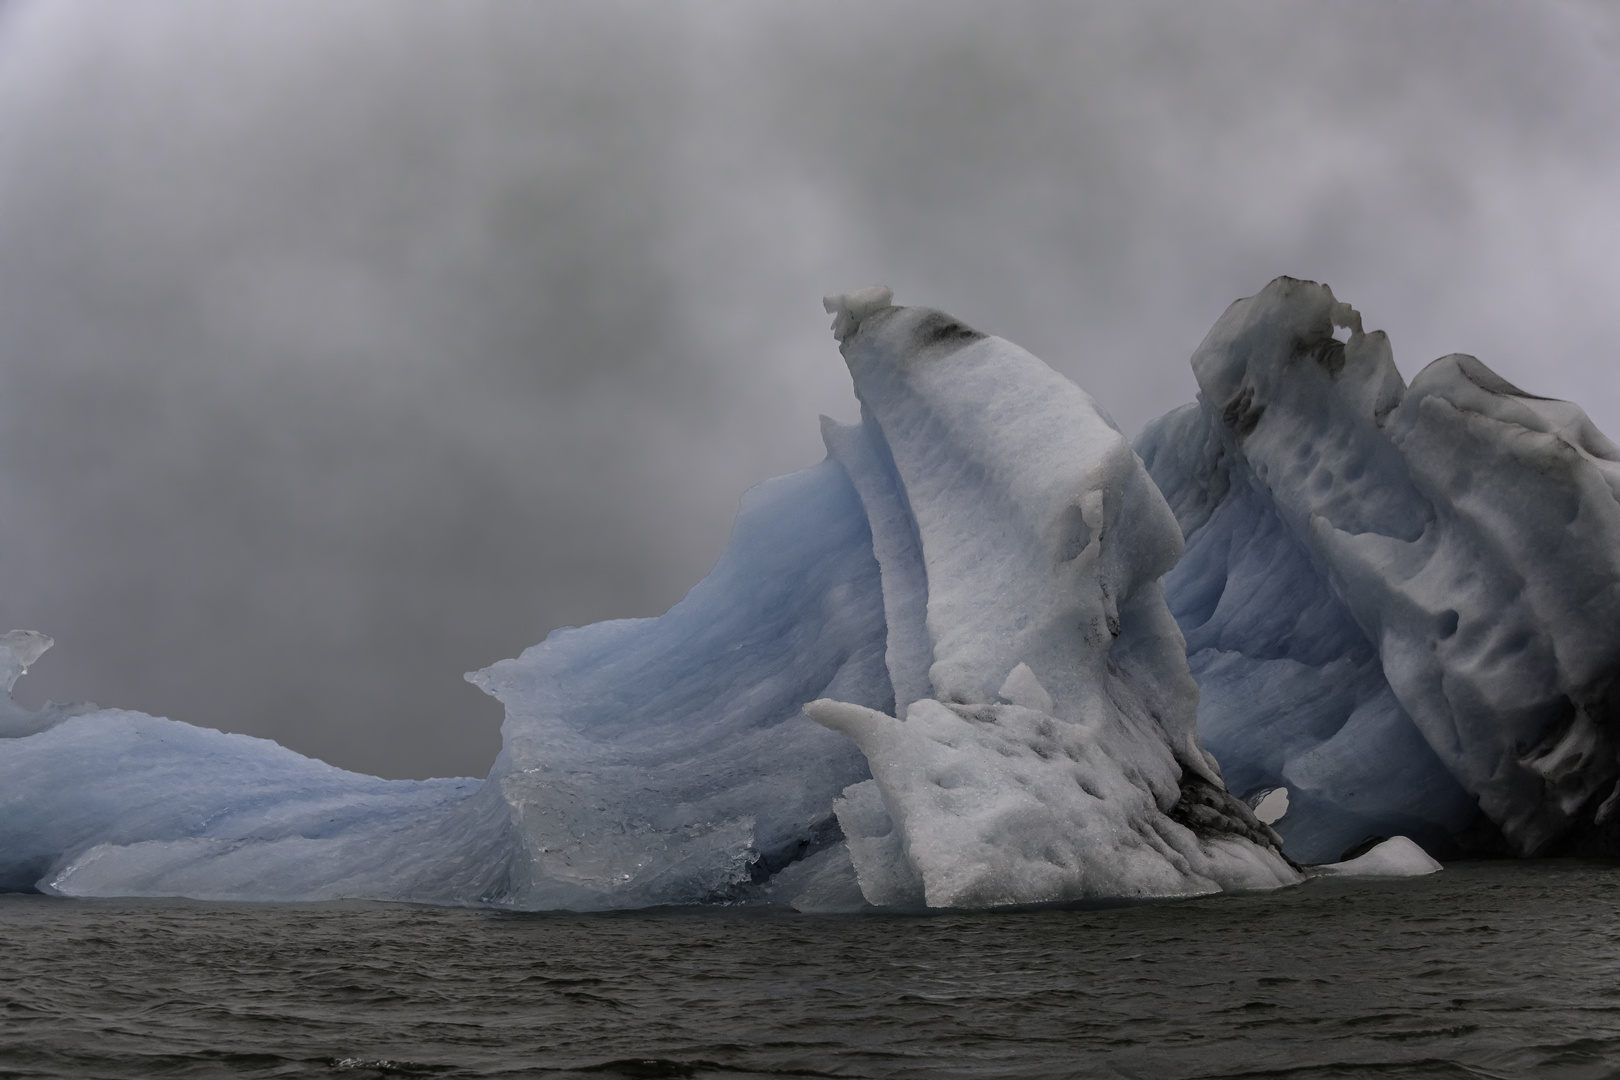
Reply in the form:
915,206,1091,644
1136,276,1620,863
0,287,1302,909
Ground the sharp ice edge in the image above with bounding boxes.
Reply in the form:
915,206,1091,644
1136,275,1620,863
16,275,1617,907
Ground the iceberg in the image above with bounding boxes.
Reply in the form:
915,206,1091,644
29,274,1606,906
1137,276,1620,863
0,287,1300,909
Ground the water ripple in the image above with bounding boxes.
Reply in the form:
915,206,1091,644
2,862,1619,1078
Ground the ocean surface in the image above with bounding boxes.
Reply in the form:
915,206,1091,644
2,861,1618,1080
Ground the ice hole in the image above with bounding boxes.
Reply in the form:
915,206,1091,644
1252,786,1290,825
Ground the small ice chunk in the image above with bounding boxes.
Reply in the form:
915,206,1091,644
823,286,894,342
1310,836,1441,878
997,662,1054,716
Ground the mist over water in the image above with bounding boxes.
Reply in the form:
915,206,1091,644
0,2,1615,779
5,862,1620,1078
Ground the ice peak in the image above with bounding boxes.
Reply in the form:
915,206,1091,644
0,630,52,694
823,286,894,343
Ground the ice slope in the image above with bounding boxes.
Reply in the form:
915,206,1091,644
1138,276,1620,862
0,290,1298,908
0,633,514,900
0,460,889,908
465,455,892,909
3,714,515,902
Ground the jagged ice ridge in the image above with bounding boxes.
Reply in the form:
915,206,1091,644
1138,277,1620,864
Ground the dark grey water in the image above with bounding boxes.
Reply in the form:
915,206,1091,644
2,862,1619,1080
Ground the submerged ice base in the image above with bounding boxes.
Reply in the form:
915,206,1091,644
0,289,1299,910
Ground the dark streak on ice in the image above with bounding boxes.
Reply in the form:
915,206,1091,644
1220,385,1265,438
908,310,986,351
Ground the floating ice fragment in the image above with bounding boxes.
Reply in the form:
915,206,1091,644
1309,836,1441,878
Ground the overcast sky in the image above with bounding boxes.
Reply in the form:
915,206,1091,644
0,0,1614,779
